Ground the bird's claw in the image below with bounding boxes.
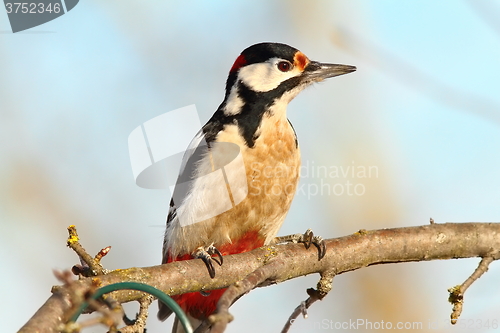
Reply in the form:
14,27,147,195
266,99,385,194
274,228,326,260
302,229,326,260
193,244,223,278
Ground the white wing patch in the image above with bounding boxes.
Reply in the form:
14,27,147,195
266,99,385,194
164,129,249,256
176,129,206,178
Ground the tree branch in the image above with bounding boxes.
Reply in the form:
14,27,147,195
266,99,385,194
280,270,335,333
448,256,495,324
19,222,500,333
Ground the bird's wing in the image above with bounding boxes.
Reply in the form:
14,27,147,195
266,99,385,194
161,125,246,262
162,129,207,261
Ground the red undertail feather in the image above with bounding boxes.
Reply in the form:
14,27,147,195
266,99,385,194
167,230,265,319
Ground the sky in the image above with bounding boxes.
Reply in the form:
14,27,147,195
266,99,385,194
1,1,500,332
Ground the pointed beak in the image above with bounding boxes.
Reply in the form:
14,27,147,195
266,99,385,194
302,61,356,82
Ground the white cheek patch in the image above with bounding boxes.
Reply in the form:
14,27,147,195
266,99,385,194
237,58,302,92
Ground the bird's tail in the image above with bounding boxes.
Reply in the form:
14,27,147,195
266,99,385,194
157,299,173,322
158,302,204,333
171,314,203,333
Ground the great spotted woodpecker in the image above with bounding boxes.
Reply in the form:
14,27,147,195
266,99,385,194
158,42,356,332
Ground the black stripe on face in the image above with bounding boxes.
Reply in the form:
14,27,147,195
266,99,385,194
204,76,304,148
232,82,275,148
203,82,272,148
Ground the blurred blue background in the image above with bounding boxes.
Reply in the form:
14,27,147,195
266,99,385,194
2,1,500,332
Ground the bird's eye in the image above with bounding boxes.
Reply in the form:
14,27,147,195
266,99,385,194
277,61,292,72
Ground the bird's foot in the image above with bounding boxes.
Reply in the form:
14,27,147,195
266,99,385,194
193,244,223,278
273,228,326,260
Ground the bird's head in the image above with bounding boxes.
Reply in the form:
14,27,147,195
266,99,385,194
224,42,356,105
204,42,356,147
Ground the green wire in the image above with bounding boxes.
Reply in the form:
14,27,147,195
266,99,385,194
69,281,193,333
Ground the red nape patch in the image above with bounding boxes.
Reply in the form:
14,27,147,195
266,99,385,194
230,54,247,72
293,51,309,71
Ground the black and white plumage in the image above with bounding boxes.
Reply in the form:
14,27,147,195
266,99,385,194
158,42,356,333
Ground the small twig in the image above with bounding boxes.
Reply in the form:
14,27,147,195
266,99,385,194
96,246,112,263
119,295,154,333
209,259,281,333
54,269,107,333
67,225,106,276
53,270,76,286
87,298,123,329
281,270,335,333
60,297,123,333
53,269,98,314
448,256,495,324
